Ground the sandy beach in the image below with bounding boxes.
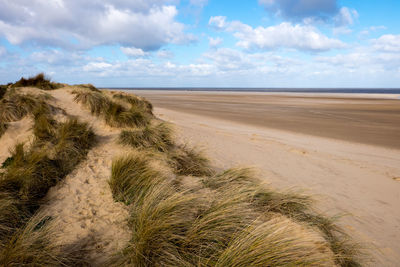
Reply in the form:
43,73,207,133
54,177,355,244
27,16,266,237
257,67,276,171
133,90,400,266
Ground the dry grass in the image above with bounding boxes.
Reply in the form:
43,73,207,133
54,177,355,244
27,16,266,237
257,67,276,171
119,122,173,152
168,145,214,177
0,213,91,266
109,153,165,205
112,93,153,115
11,73,62,90
73,90,151,127
0,122,7,138
109,152,363,266
0,85,7,100
0,92,50,123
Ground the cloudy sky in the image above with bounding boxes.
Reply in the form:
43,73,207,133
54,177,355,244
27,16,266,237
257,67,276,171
0,0,399,87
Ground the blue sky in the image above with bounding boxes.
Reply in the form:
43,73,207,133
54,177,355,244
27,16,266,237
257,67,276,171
0,0,399,88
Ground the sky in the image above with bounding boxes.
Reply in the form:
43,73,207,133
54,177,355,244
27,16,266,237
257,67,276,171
0,0,400,88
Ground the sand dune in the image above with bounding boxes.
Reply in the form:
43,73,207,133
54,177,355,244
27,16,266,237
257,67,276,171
131,91,400,266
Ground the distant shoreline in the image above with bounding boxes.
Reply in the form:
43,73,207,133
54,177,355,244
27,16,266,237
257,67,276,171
102,87,400,94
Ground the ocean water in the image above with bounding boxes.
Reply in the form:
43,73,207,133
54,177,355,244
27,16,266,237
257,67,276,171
107,88,400,94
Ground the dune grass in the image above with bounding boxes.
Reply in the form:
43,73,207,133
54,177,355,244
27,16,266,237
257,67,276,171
0,213,91,266
119,122,174,152
0,85,7,100
73,90,151,127
11,73,63,90
112,93,153,115
0,92,51,123
0,122,7,138
168,145,214,177
109,151,363,266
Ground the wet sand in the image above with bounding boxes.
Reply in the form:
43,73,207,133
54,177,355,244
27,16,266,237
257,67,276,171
133,91,400,149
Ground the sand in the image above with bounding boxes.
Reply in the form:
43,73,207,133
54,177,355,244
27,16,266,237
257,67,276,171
132,90,400,266
134,91,400,149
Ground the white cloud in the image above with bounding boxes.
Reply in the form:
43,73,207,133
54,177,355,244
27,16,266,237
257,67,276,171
0,0,192,50
121,47,147,57
334,7,358,27
209,16,227,30
209,17,345,51
372,35,400,52
157,49,174,59
208,37,223,48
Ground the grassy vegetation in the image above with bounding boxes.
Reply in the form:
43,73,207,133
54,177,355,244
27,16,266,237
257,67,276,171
0,85,8,100
0,92,96,264
73,90,151,127
11,73,63,90
0,91,50,123
109,153,362,266
0,122,7,138
112,93,153,115
119,122,173,152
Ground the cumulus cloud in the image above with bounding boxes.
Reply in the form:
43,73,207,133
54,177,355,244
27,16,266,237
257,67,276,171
208,37,223,48
209,17,345,51
259,0,338,21
0,0,192,50
121,47,147,57
372,34,400,52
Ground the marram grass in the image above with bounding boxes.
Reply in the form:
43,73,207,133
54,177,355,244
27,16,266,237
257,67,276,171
73,90,151,127
109,153,364,266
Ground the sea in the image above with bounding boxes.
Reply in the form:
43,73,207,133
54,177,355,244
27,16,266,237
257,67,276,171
107,88,400,94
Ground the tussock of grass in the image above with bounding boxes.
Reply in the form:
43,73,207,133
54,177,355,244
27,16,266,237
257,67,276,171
215,217,335,266
204,168,363,266
0,213,91,266
77,83,100,92
0,122,7,138
109,154,164,205
73,90,109,116
11,73,62,90
0,85,7,100
169,145,214,177
73,90,151,127
119,122,173,152
113,93,153,115
0,92,50,123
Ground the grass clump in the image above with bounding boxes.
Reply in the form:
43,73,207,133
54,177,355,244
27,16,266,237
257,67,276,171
0,213,91,266
113,93,153,115
0,92,50,123
73,90,151,127
0,122,7,138
0,85,8,100
119,122,173,152
109,153,164,205
11,73,62,90
168,145,214,177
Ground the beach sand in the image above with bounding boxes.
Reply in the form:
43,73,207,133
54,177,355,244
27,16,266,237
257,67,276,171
133,90,400,266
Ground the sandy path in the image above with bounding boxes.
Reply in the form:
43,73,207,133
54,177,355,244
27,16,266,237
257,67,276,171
153,107,400,266
39,88,131,264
